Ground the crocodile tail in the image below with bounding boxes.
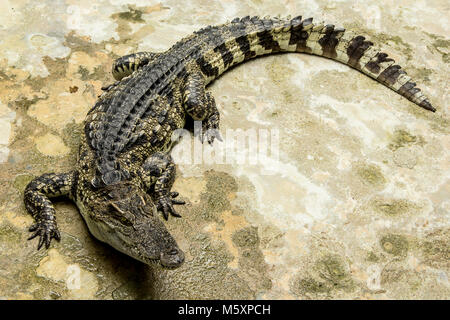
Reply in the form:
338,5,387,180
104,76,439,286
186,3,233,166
213,16,435,112
112,52,161,81
290,17,435,112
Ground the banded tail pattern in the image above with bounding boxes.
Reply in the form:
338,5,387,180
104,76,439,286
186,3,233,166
195,15,435,112
112,52,161,81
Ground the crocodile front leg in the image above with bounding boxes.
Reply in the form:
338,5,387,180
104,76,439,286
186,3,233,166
140,152,185,220
183,64,222,144
24,171,76,249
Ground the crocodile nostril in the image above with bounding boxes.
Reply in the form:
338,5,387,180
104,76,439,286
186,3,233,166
160,248,185,268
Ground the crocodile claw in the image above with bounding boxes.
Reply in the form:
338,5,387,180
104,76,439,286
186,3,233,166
202,128,223,145
157,192,186,220
28,220,61,250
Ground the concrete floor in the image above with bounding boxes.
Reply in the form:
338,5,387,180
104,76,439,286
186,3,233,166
0,0,448,299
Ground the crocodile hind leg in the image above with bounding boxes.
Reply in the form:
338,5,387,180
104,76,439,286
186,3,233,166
24,171,76,249
182,65,222,144
140,152,185,220
102,52,161,91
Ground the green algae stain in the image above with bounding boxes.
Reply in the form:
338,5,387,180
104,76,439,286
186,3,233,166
425,32,450,63
198,170,238,219
231,227,271,290
0,224,22,245
420,229,450,269
239,248,272,291
77,64,108,82
76,65,107,81
387,36,413,60
316,255,353,288
366,251,380,263
380,265,406,285
116,8,145,23
364,31,414,61
291,254,355,297
14,96,44,111
77,66,90,81
42,56,68,80
433,39,450,63
63,32,105,56
422,240,449,267
371,198,418,217
356,163,386,186
429,115,450,134
343,23,414,61
232,226,259,248
13,174,34,193
380,234,409,257
295,277,331,294
409,67,434,83
388,129,417,151
62,122,83,160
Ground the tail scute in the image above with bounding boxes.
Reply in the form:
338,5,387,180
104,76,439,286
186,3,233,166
365,52,394,73
317,24,345,59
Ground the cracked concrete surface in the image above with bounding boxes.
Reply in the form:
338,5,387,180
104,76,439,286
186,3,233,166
0,0,449,299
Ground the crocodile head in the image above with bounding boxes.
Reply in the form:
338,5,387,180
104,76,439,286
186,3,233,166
79,181,184,268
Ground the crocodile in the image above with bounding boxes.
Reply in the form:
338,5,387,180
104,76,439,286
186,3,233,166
24,15,436,268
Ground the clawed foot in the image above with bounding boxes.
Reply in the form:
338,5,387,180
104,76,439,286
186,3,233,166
28,219,61,250
157,191,186,220
194,121,222,145
201,127,223,145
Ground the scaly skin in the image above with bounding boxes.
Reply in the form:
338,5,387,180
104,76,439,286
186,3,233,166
24,15,436,268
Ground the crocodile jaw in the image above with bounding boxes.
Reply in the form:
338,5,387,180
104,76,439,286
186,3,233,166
76,198,185,268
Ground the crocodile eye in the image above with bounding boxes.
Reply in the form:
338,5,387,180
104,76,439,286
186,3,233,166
108,203,133,226
116,214,133,227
